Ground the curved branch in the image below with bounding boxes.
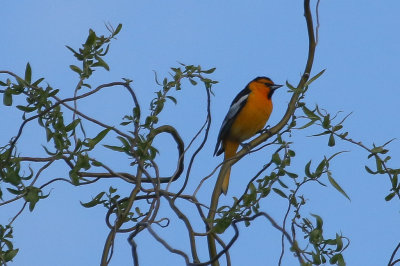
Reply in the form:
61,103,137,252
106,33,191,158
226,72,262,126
173,82,212,197
389,242,400,266
147,125,185,183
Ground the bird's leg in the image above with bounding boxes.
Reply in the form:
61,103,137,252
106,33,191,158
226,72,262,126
257,125,272,136
239,142,252,153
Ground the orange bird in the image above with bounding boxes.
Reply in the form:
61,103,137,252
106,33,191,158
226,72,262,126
214,77,282,194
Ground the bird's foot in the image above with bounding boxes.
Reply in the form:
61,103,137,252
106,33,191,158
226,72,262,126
240,142,252,153
257,126,272,136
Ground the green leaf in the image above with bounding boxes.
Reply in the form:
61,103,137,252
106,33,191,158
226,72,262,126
328,173,350,200
87,128,111,149
311,214,323,229
76,154,90,170
311,130,331,137
48,88,59,97
330,254,339,264
189,78,197,85
4,249,19,262
80,192,106,208
332,125,343,132
65,119,81,132
91,160,103,167
277,179,288,189
328,133,335,147
336,234,343,251
16,105,37,112
305,160,313,178
166,96,177,104
65,45,79,56
315,159,326,176
6,188,21,195
371,146,384,154
202,67,216,74
69,170,79,185
272,153,281,165
365,165,377,175
311,251,321,264
93,55,110,71
3,88,12,106
302,106,320,120
103,144,126,152
24,187,41,212
114,24,123,35
339,132,349,138
375,156,383,173
322,114,330,129
285,81,297,91
335,254,345,266
298,119,318,129
272,188,287,198
249,182,256,194
32,77,45,87
305,69,326,87
70,65,82,75
25,63,32,84
85,29,96,46
285,171,298,179
385,192,396,201
392,174,398,189
213,217,231,234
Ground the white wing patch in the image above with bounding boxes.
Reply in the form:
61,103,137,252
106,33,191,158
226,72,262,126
221,94,248,129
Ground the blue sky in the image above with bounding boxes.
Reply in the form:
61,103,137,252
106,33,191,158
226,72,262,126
1,0,400,265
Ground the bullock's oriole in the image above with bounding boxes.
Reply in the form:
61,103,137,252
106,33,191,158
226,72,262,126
214,76,282,195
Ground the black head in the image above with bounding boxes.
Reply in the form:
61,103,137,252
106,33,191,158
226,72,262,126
253,76,283,98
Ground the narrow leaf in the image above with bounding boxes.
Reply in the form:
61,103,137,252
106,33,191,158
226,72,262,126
32,77,45,86
70,65,82,75
114,24,123,35
16,105,37,112
385,192,396,201
328,133,335,147
88,128,111,148
302,106,319,120
272,188,287,198
305,69,326,87
103,144,125,152
365,165,377,175
65,119,81,132
202,67,216,74
25,63,32,84
93,56,110,71
3,89,12,106
305,160,313,178
85,29,96,46
328,173,350,200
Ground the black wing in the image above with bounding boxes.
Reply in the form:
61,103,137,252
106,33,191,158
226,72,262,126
214,86,251,156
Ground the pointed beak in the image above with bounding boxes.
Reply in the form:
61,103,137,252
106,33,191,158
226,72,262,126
270,84,283,91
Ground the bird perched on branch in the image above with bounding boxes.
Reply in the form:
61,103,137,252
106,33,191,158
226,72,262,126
214,76,282,195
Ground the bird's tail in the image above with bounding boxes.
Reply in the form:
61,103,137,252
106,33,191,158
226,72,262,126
220,140,239,195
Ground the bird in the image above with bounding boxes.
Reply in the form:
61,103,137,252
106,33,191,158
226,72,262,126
214,76,282,195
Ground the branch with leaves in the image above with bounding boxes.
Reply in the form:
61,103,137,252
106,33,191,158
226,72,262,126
1,2,399,266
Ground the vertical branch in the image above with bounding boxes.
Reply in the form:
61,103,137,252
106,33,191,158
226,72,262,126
100,82,142,266
206,0,317,264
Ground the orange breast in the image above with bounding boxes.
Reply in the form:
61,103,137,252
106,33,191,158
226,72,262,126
228,88,273,142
